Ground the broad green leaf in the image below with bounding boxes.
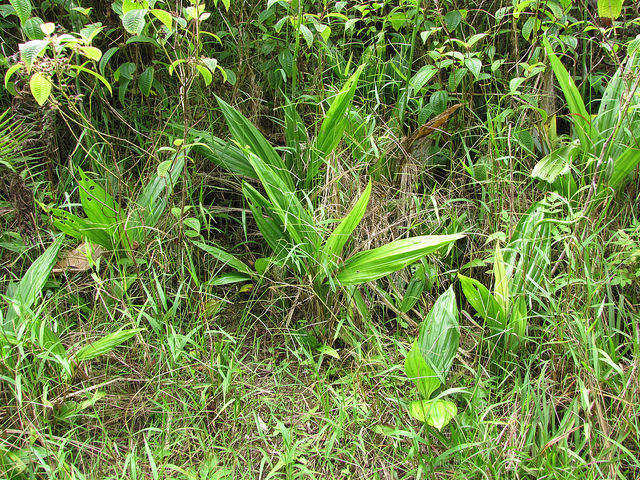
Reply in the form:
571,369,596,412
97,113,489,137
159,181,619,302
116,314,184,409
502,202,551,296
283,95,307,168
404,340,440,399
73,328,144,361
122,9,148,35
321,180,371,268
408,399,457,430
78,46,102,61
22,16,44,40
202,57,218,73
29,73,52,106
192,134,256,178
3,236,63,326
130,149,184,240
336,234,463,285
99,47,119,76
444,10,461,30
244,152,321,255
299,23,313,47
51,208,116,249
150,9,172,29
607,147,640,191
78,170,121,232
399,264,426,313
32,317,67,358
19,39,48,72
493,242,509,312
216,96,293,190
598,0,623,20
138,66,154,95
465,57,482,80
508,296,527,350
410,65,437,92
458,273,505,331
416,286,459,381
40,22,54,36
531,142,578,183
195,65,212,86
243,183,295,268
9,0,31,24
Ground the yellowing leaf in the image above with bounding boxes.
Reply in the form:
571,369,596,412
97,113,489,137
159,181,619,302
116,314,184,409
29,72,52,105
408,399,457,430
79,46,102,61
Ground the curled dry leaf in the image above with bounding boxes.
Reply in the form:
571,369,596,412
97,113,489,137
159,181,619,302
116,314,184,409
53,242,106,274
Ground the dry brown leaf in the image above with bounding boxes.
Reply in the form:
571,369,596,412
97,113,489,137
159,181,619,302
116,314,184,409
405,103,464,152
53,242,106,274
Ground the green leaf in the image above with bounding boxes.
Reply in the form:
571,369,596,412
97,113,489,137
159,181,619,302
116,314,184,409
531,142,577,183
336,234,463,286
216,96,293,190
321,180,371,268
195,64,212,86
138,66,154,95
410,65,437,92
130,150,184,239
542,37,594,150
78,46,102,61
51,208,115,249
122,9,148,35
243,183,291,260
22,16,44,40
73,328,144,361
78,170,121,231
405,340,440,399
444,10,462,30
458,273,505,332
5,64,23,89
9,0,31,24
67,65,113,94
29,73,52,105
299,23,313,47
416,286,459,381
598,0,623,20
607,147,640,191
193,241,254,276
408,399,457,430
244,152,321,256
493,242,509,312
465,57,482,80
150,9,172,29
19,39,48,72
312,65,363,175
399,264,426,313
3,236,63,327
202,57,218,73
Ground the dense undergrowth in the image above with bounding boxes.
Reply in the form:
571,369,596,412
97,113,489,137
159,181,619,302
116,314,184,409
1,0,640,478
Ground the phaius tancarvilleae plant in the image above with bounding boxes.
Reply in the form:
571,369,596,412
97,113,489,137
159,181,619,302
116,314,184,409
195,67,464,321
532,37,640,206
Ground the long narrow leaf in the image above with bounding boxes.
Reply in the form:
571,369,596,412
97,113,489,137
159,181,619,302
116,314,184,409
336,234,463,285
73,328,145,361
4,236,63,326
216,96,293,190
320,180,371,268
543,37,594,150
